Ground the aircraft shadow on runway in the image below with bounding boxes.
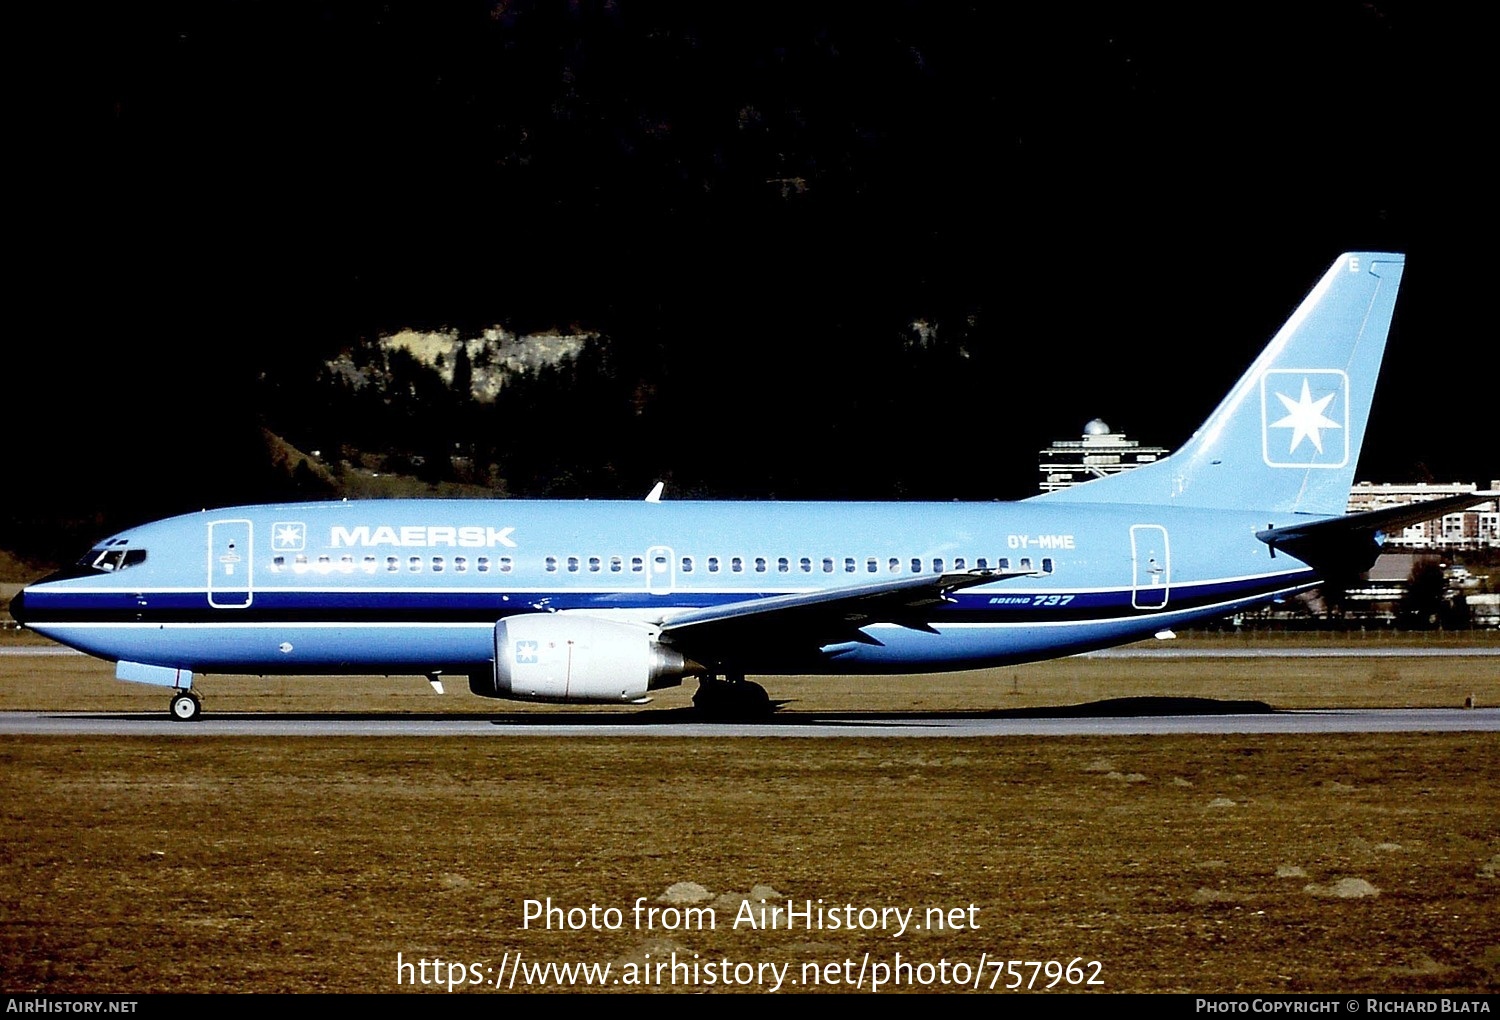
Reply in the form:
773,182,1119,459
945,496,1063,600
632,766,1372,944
70,695,1276,726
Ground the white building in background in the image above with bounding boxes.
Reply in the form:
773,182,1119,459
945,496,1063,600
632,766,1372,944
1037,419,1170,493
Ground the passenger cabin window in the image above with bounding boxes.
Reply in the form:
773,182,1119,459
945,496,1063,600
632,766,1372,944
823,558,834,573
682,556,694,573
631,556,644,573
588,556,602,573
431,556,444,572
778,557,790,573
454,556,468,573
731,557,744,573
800,557,812,573
754,557,767,573
844,557,855,573
567,556,580,573
545,556,558,573
363,556,378,574
889,558,900,573
408,556,422,572
707,556,720,573
610,556,623,573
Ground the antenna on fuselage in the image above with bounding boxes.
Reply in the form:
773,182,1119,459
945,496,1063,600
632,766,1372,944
644,481,665,503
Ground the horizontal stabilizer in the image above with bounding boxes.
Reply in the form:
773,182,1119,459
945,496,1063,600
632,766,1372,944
1256,492,1495,575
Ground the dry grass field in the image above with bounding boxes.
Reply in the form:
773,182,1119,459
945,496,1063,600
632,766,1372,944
0,628,1496,994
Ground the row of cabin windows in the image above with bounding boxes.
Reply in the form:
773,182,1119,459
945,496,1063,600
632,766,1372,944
543,554,1054,575
269,553,1056,576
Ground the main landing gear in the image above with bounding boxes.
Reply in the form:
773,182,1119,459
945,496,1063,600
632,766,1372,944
169,690,202,722
692,673,773,720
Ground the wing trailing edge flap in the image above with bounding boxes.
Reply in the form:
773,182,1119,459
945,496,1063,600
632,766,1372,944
658,568,1035,649
1256,492,1495,576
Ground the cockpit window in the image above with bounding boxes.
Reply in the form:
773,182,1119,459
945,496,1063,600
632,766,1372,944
80,547,147,572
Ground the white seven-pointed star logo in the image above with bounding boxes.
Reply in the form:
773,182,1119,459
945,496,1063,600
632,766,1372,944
515,640,539,664
1270,377,1342,454
1260,369,1348,468
271,522,306,551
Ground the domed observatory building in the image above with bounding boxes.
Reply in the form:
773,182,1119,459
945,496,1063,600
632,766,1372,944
1038,419,1170,493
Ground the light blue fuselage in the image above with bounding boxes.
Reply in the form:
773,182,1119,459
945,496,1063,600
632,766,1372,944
20,498,1314,677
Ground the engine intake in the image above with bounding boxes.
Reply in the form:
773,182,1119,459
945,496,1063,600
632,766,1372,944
475,614,693,703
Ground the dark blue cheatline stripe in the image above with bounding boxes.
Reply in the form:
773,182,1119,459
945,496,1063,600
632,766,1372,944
18,572,1315,627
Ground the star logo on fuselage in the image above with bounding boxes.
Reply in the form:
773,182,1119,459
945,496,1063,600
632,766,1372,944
271,522,307,552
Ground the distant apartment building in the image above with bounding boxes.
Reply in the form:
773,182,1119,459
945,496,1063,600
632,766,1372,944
1037,419,1170,493
1347,481,1499,551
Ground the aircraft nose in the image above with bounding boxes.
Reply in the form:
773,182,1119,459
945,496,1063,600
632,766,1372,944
7,588,26,627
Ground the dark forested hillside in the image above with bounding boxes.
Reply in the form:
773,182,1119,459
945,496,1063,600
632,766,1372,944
8,2,1473,566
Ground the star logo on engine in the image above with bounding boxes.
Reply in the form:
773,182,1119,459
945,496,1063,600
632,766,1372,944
1260,369,1349,469
515,641,538,664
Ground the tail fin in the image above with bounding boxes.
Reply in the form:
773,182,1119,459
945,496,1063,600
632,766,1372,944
1035,252,1405,516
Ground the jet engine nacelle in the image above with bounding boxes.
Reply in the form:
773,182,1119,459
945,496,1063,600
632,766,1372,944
477,614,693,703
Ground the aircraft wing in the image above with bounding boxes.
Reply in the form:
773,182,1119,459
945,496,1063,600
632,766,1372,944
658,569,1031,660
1256,491,1496,575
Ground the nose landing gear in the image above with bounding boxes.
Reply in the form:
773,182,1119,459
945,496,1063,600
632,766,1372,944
169,690,202,721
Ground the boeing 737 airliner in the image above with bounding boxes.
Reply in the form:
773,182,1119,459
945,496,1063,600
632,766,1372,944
11,252,1486,719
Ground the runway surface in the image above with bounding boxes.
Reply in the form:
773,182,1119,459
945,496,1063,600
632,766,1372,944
2,707,1496,737
3,642,1495,736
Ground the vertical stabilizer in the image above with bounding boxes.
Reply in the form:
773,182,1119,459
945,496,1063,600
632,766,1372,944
1035,252,1404,516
